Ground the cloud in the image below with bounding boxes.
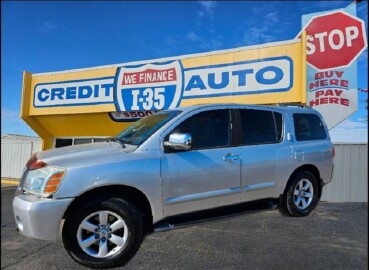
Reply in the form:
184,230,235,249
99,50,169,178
238,25,277,46
329,118,368,143
197,1,217,25
185,31,200,42
198,1,217,14
38,21,57,34
185,31,223,51
1,109,21,122
265,12,279,24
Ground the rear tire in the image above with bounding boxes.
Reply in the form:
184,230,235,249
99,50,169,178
62,197,143,269
282,171,320,217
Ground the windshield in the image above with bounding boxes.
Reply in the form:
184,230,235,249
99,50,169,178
115,110,182,146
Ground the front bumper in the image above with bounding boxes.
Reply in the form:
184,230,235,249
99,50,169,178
13,195,73,241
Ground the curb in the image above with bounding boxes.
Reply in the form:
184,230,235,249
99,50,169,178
1,179,19,186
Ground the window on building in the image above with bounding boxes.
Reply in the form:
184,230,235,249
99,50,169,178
74,138,93,145
55,137,108,148
55,138,73,148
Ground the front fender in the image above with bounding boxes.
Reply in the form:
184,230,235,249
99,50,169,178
54,150,163,222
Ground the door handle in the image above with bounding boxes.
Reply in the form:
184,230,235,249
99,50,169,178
223,153,239,162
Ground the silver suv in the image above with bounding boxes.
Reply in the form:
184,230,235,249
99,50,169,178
13,104,334,268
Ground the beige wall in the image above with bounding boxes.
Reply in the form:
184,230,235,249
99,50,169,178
321,143,368,202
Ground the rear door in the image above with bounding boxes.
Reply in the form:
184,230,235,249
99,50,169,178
237,108,290,202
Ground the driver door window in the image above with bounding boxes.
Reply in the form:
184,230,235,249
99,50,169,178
169,109,231,150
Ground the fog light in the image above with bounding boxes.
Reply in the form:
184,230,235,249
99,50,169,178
15,216,24,231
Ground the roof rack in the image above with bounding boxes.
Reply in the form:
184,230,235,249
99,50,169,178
275,103,312,109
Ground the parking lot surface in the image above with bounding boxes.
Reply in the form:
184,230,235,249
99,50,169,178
1,186,368,270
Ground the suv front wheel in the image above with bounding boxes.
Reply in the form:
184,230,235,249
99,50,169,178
62,197,143,269
282,171,320,217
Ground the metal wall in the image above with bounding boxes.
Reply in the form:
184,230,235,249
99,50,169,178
321,143,368,202
1,141,42,179
1,141,367,202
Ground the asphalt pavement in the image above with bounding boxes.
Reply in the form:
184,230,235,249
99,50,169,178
1,186,368,270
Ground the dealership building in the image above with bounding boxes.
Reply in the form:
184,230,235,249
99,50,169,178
3,8,368,202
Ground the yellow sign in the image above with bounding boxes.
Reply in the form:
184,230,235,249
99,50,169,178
21,36,306,149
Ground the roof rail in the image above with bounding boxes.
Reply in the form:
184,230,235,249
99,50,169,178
276,103,312,108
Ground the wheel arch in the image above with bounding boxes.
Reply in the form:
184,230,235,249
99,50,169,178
283,164,323,199
62,185,153,231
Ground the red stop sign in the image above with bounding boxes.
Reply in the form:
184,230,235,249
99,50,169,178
302,11,367,70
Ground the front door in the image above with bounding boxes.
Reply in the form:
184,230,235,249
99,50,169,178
161,109,241,217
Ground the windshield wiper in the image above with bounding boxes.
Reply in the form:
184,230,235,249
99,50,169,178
106,137,126,148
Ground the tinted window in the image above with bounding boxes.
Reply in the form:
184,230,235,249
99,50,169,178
294,113,327,141
55,139,73,148
240,109,283,145
94,138,107,143
170,110,230,149
74,138,93,145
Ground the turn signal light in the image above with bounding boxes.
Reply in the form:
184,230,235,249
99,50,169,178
44,171,65,193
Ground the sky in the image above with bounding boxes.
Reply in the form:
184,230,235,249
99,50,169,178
1,0,368,143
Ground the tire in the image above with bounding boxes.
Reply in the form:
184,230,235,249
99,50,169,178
62,197,143,269
282,171,320,217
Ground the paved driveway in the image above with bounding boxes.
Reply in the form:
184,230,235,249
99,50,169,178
1,186,368,270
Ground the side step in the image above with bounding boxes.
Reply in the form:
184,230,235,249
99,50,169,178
154,199,279,232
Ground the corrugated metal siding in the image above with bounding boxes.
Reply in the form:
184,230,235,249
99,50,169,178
321,143,368,202
1,141,42,179
1,141,367,202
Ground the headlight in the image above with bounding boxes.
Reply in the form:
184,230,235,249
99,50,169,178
23,166,66,197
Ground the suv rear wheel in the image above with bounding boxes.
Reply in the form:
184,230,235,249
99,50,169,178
62,197,143,269
282,171,320,217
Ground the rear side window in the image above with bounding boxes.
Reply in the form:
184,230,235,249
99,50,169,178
293,113,327,141
239,109,283,145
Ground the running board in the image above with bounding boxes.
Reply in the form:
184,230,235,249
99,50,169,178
154,199,279,232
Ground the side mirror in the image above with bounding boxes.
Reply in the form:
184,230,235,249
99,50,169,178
164,133,192,151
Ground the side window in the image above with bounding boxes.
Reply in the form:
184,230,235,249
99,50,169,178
294,113,327,141
240,109,283,145
168,109,231,150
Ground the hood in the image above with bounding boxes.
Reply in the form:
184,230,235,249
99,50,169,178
36,142,133,167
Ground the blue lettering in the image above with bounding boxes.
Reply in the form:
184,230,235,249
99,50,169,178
256,66,283,85
185,75,206,91
66,87,77,99
38,89,49,102
94,85,99,98
79,86,92,99
208,72,229,89
232,69,254,86
51,88,64,100
101,83,114,96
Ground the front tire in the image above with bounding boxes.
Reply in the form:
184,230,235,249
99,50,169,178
62,197,143,269
282,171,320,217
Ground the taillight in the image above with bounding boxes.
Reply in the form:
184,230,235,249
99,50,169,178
330,146,335,158
26,154,47,170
